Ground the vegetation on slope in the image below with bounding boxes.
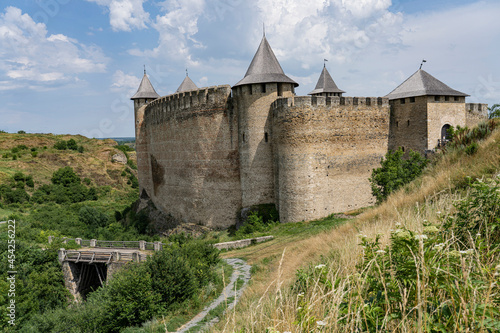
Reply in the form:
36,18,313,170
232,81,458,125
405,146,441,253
211,120,500,332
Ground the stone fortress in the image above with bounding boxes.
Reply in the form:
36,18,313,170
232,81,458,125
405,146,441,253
131,35,488,228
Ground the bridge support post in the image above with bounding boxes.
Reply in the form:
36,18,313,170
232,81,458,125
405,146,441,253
113,251,121,261
90,239,97,248
58,248,66,264
75,238,82,246
139,240,146,251
154,242,163,251
132,251,140,262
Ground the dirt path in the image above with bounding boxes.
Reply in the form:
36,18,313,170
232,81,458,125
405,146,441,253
177,258,251,332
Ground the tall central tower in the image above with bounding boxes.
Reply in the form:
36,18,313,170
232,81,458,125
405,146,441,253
232,35,298,208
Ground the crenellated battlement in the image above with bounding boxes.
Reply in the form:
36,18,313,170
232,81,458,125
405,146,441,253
271,96,389,111
144,85,232,125
466,103,489,114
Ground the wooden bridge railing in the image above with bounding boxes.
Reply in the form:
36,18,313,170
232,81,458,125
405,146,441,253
49,236,163,251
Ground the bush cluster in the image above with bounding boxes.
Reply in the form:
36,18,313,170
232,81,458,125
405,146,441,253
53,138,84,152
19,238,220,332
291,177,500,332
0,172,34,204
31,167,98,204
369,148,428,203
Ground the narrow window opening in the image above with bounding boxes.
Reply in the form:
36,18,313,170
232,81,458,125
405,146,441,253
434,95,440,102
445,96,449,101
242,133,245,143
400,98,405,104
277,83,283,96
407,120,410,127
249,86,252,95
402,146,405,152
396,121,399,127
264,132,268,143
409,97,415,103
261,83,266,93
454,96,459,101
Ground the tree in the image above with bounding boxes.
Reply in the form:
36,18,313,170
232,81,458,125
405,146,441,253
78,206,109,229
488,104,500,119
67,139,78,150
51,166,80,187
370,148,428,204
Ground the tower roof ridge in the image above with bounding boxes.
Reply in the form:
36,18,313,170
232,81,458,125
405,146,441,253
176,75,198,93
131,73,160,100
233,36,298,87
385,69,468,100
308,66,345,95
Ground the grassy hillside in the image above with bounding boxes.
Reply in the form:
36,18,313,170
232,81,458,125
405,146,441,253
211,121,500,332
0,132,136,189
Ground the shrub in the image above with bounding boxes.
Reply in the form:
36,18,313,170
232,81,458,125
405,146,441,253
77,145,84,153
78,206,109,229
53,140,67,150
17,130,26,134
51,166,80,186
369,148,427,203
465,142,479,155
67,139,78,150
31,151,38,158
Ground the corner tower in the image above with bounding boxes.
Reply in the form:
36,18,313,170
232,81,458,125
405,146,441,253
131,69,160,195
386,69,468,153
232,35,298,208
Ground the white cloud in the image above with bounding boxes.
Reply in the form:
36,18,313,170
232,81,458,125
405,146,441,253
86,0,150,31
111,70,141,93
0,7,108,87
129,0,205,66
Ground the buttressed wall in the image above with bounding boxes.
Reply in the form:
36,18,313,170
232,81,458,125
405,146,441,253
140,85,241,228
272,96,390,223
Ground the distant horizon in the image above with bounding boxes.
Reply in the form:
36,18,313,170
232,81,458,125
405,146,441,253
1,0,499,137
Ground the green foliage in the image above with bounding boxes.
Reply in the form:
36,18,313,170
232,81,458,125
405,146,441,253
369,148,427,203
78,206,109,229
0,237,69,329
51,166,80,186
444,176,500,249
446,120,497,150
115,144,135,153
17,130,26,134
66,138,78,150
53,140,67,150
465,141,479,155
488,103,500,119
77,145,84,153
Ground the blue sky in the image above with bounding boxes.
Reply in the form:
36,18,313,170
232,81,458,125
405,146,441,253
0,0,498,137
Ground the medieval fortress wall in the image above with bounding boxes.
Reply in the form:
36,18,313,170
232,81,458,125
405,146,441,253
133,36,488,229
138,85,242,228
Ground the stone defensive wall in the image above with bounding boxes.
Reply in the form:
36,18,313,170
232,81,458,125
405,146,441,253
466,103,489,128
271,96,390,223
140,85,241,229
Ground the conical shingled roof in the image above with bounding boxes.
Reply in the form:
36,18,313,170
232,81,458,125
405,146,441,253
130,74,160,100
308,65,345,95
233,36,298,87
176,75,198,93
385,69,468,100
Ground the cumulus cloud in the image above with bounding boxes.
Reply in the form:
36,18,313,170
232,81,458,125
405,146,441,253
129,0,205,65
86,0,150,31
111,70,141,93
0,7,108,87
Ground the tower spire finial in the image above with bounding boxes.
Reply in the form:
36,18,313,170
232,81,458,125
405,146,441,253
324,59,328,67
263,22,265,37
144,65,146,75
186,68,188,77
419,59,427,70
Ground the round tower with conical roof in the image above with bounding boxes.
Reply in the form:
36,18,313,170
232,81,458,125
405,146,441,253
232,35,298,208
130,69,160,195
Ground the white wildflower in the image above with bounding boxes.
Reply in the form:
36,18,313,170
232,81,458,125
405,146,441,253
415,234,428,240
395,222,401,227
297,293,304,298
433,243,445,250
316,320,326,326
315,264,326,269
376,250,386,254
459,249,474,255
437,211,442,215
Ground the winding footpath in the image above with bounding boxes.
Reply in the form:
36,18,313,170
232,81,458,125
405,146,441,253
177,258,251,332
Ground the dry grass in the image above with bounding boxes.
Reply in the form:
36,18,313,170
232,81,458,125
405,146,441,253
211,127,500,332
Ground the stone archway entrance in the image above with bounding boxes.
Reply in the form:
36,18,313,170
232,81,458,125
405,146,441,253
441,124,451,140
